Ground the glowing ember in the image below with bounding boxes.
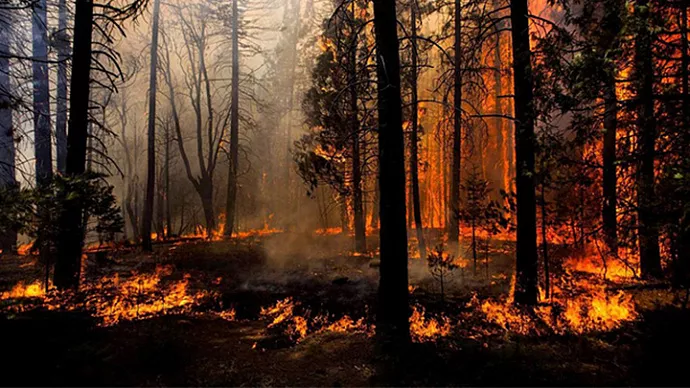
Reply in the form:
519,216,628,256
1,281,45,299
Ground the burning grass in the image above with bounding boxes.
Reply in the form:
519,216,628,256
1,265,213,326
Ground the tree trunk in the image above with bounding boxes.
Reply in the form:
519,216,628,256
448,0,462,252
0,18,16,253
349,5,366,253
165,121,172,239
56,0,70,174
634,0,662,279
511,0,539,305
142,0,161,251
54,0,94,290
199,178,216,238
225,0,240,238
32,0,52,188
373,0,411,346
410,2,426,260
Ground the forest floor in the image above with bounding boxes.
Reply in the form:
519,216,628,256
1,232,689,386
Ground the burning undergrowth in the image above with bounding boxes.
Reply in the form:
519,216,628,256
0,265,216,326
254,297,452,348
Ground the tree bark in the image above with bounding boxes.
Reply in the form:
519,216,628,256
142,0,161,251
409,1,426,260
54,0,94,290
0,17,16,253
511,0,539,305
448,0,462,251
56,0,70,174
225,0,240,238
634,0,662,279
32,0,52,188
350,3,366,253
601,0,621,253
373,0,411,346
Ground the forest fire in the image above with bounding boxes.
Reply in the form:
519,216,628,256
2,0,690,384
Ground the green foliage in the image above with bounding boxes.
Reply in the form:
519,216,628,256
0,173,123,252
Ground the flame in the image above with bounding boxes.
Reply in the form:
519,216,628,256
409,305,451,343
1,265,210,326
1,281,45,299
17,243,33,256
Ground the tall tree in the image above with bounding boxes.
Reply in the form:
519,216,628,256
511,0,539,305
141,0,161,251
448,0,462,251
224,0,240,238
32,0,52,188
0,14,16,253
349,1,366,253
408,0,426,259
373,0,411,345
54,0,95,289
600,0,622,253
634,0,662,279
56,0,70,174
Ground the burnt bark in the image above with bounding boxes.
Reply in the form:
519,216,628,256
54,0,94,290
0,17,16,253
56,0,70,174
601,0,621,253
511,0,539,305
634,0,662,279
349,4,366,253
409,1,426,260
373,0,411,346
225,0,240,238
448,0,462,251
32,0,52,188
142,0,161,251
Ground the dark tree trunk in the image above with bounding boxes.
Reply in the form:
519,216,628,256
634,0,662,279
601,0,621,253
225,0,240,238
165,121,172,239
674,3,690,287
409,2,426,260
373,0,411,346
56,0,70,174
349,5,366,253
199,178,215,238
0,18,16,253
142,0,161,251
32,0,52,188
448,0,462,251
511,0,539,305
54,0,94,290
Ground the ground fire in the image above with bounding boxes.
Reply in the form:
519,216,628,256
1,0,690,386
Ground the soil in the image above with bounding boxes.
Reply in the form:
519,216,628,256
1,233,689,386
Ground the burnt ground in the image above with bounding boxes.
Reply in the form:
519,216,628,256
1,233,690,387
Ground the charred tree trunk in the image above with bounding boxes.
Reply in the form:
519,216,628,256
0,18,16,253
448,0,462,251
634,0,662,279
601,0,621,253
675,2,690,287
142,0,161,251
349,6,366,253
200,177,216,238
54,0,94,290
33,0,52,188
410,2,426,260
165,121,172,239
511,0,539,305
373,0,411,346
225,0,240,238
56,0,70,174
